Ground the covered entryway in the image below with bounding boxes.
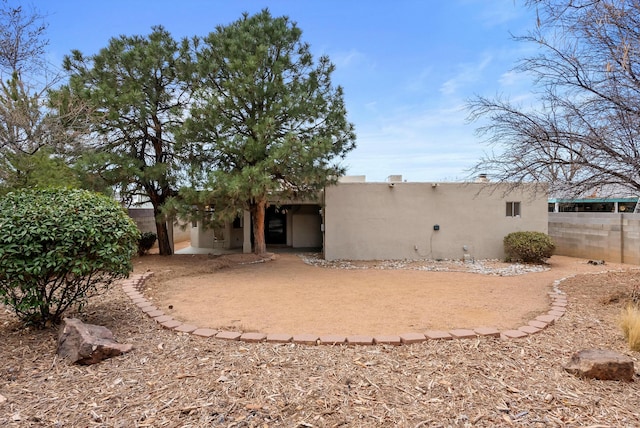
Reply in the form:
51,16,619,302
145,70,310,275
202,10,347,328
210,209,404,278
264,204,322,249
189,202,323,253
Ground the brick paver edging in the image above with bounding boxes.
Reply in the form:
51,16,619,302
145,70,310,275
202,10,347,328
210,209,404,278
121,272,570,346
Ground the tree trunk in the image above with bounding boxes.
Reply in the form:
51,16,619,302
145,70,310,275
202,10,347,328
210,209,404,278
252,198,267,255
154,208,173,256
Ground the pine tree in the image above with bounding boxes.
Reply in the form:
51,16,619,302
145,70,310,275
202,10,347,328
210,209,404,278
184,10,356,254
62,27,195,255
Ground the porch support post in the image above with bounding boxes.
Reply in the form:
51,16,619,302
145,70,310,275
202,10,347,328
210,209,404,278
243,209,252,254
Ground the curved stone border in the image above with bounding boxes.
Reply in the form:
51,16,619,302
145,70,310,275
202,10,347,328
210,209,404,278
121,272,568,346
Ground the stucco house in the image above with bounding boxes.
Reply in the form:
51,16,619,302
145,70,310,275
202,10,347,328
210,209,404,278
189,175,549,261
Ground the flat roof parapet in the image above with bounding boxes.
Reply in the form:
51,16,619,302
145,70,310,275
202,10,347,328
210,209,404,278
338,175,367,183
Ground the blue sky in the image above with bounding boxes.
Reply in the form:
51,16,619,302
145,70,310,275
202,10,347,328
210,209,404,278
36,0,538,182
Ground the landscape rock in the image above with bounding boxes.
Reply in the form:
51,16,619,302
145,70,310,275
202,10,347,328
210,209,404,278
564,349,635,381
57,318,133,365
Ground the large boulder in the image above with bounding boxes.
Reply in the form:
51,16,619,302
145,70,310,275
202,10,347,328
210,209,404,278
564,349,635,381
57,318,133,365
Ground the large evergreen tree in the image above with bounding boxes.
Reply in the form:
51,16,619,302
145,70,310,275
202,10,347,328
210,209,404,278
184,10,356,254
62,26,195,255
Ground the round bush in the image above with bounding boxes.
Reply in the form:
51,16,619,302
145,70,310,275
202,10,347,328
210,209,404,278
504,231,555,263
0,188,140,327
138,231,157,256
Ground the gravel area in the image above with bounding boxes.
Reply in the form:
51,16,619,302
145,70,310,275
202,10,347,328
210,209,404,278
299,253,550,276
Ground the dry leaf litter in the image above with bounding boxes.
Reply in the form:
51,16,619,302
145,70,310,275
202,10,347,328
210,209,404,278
0,255,639,427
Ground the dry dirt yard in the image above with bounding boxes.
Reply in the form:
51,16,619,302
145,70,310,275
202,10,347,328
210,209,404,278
141,253,602,335
1,253,640,427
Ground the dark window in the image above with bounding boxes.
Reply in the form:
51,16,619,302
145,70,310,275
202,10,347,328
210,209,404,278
619,202,636,212
506,202,521,217
557,202,615,212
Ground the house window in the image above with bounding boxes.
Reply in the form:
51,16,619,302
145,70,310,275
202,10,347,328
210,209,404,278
506,202,521,217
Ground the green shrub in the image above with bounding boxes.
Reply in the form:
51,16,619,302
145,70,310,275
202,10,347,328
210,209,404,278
0,188,140,327
138,231,157,255
503,231,555,263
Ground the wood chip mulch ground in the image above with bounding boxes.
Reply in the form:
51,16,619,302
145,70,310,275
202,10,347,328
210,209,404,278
1,261,640,427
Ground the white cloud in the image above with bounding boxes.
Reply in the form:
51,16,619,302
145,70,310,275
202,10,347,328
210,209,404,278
405,67,434,93
363,101,378,112
331,49,370,69
457,0,526,28
439,55,493,96
477,4,522,27
498,70,520,87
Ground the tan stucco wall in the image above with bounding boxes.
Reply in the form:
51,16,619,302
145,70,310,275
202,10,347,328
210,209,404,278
323,182,548,261
288,205,322,248
292,215,323,247
229,227,244,248
190,220,215,248
549,212,640,264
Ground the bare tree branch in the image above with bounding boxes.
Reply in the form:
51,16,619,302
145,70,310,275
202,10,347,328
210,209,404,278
469,0,640,197
0,0,48,75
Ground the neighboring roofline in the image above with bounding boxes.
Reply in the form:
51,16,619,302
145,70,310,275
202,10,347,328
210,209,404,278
548,197,638,203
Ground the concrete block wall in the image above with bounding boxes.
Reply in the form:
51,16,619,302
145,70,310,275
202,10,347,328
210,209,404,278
549,212,640,264
622,215,640,265
128,208,156,234
128,208,190,244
